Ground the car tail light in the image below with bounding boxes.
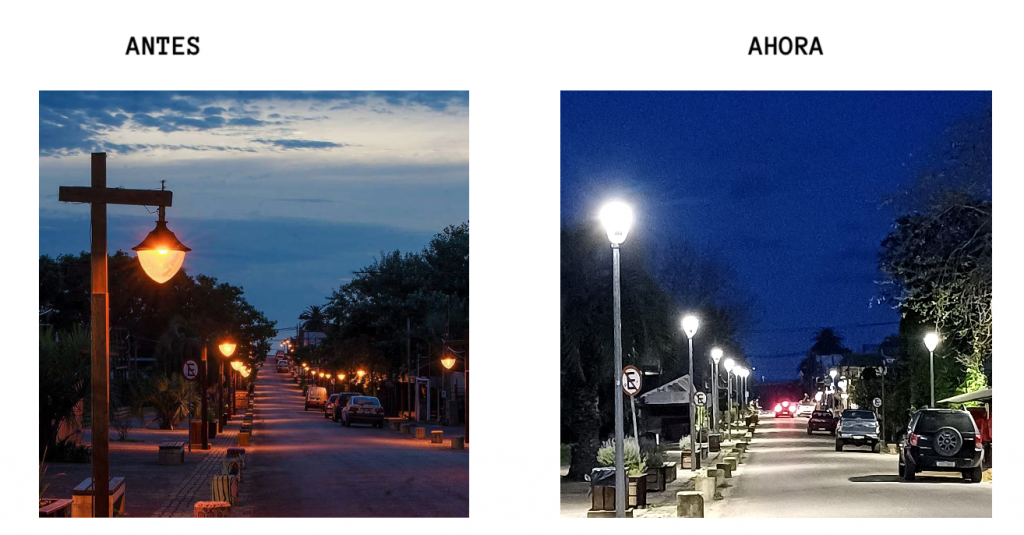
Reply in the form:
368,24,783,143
974,434,982,448
909,433,919,446
774,404,782,412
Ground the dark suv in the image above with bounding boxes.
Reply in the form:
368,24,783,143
899,408,984,483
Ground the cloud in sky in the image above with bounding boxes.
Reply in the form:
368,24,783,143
39,91,468,334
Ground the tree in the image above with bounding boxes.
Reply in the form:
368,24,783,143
318,222,469,386
39,324,90,458
877,107,991,408
560,222,681,480
797,328,850,395
299,305,327,334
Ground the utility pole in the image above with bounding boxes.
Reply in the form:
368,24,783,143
58,153,178,516
407,317,411,419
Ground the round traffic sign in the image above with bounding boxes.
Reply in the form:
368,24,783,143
873,397,882,408
694,391,707,406
182,358,199,381
621,366,643,397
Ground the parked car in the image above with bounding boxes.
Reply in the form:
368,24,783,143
304,386,328,411
323,394,341,419
835,409,880,452
331,392,362,422
774,401,795,418
340,396,385,428
795,401,815,417
899,408,983,482
276,360,289,373
807,410,837,435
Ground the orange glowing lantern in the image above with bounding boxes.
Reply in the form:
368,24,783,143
441,355,456,370
132,213,191,284
218,342,236,357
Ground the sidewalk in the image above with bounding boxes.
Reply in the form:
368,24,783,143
40,408,251,517
560,428,751,518
153,413,250,517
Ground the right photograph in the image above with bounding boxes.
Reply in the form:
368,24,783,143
560,91,992,518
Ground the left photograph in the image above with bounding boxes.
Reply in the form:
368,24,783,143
38,91,469,518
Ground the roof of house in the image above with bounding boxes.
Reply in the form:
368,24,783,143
638,374,693,405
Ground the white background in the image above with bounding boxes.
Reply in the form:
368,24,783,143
2,0,1020,530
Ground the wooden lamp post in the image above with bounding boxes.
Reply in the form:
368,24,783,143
58,153,188,517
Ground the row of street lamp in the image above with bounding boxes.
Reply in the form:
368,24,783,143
601,201,756,518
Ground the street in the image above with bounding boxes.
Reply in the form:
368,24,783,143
237,357,469,517
706,415,992,518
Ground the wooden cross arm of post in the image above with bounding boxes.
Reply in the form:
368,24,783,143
58,186,172,207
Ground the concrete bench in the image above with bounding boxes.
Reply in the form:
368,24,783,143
724,456,738,471
238,431,251,446
158,441,185,465
389,420,402,431
414,427,427,439
676,491,704,518
431,430,444,444
717,462,732,478
221,459,243,482
451,436,465,450
226,447,247,468
194,500,231,517
400,423,412,434
71,477,126,517
211,475,239,506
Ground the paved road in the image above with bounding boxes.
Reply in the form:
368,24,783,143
707,415,991,518
241,358,469,517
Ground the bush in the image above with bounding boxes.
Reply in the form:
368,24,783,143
112,413,133,441
49,437,91,463
639,435,666,467
597,436,647,476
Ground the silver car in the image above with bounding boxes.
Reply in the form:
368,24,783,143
835,409,881,452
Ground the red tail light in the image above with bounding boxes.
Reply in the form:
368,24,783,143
774,404,782,412
974,434,982,448
909,433,919,446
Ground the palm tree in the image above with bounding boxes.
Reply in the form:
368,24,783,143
299,305,327,334
39,324,90,459
809,328,850,357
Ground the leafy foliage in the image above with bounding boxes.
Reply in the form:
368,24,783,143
39,325,90,459
597,437,648,476
310,222,469,386
133,373,197,430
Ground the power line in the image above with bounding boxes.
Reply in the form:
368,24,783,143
744,320,900,335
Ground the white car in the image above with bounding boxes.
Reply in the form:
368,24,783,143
795,401,815,417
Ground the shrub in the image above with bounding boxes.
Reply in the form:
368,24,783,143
49,436,92,463
639,435,666,467
597,436,647,476
112,412,133,441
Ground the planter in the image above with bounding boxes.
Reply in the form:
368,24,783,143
645,462,677,492
627,474,647,507
681,450,700,470
39,498,72,518
589,469,648,509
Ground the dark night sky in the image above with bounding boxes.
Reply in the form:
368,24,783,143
561,91,991,382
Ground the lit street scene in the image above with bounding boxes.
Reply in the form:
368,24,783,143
39,91,469,517
560,92,992,518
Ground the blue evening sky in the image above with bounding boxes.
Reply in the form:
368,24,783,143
39,91,468,344
561,91,991,382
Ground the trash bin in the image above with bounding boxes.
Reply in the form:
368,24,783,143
590,467,616,511
189,421,203,446
709,433,721,452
